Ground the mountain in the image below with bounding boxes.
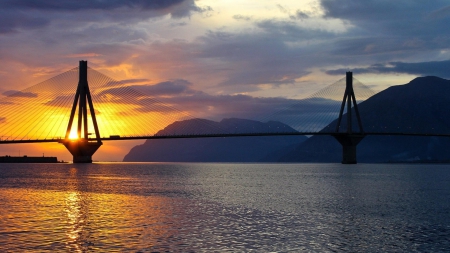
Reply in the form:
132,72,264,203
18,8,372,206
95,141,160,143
278,76,450,163
123,118,307,162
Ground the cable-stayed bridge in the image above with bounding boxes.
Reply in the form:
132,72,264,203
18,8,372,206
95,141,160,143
0,61,447,163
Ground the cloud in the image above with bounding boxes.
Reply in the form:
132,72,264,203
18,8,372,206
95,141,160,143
276,4,312,20
276,4,289,14
427,5,450,19
132,79,195,96
65,53,102,58
188,22,337,87
169,21,188,27
3,0,450,102
3,90,38,98
103,79,150,88
233,15,252,21
2,0,189,11
326,60,450,78
0,101,15,105
0,0,202,34
321,0,433,23
43,95,73,107
320,0,450,56
0,10,49,34
72,22,333,93
95,79,193,102
293,10,310,20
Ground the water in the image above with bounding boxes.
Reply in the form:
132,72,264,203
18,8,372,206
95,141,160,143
1,163,450,252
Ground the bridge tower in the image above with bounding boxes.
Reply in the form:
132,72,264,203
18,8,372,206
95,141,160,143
61,61,102,163
332,72,365,164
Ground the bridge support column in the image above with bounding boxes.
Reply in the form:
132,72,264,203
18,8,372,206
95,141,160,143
62,140,102,163
333,135,365,164
333,72,365,164
62,60,102,163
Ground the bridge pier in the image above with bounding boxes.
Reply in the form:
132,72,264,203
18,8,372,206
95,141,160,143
333,72,365,164
62,61,102,163
332,134,365,164
62,140,102,163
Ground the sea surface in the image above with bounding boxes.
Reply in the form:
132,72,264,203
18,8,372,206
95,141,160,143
0,163,450,252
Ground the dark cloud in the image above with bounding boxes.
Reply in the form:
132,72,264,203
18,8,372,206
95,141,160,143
233,15,252,21
103,79,150,88
326,60,450,78
3,90,38,98
2,0,187,11
321,0,447,23
95,79,194,102
255,20,332,40
0,10,49,34
43,95,73,107
276,4,289,14
321,0,450,56
98,25,329,91
292,10,310,20
95,87,144,102
0,101,15,105
193,22,335,87
427,5,450,19
312,0,450,77
132,79,195,96
276,4,310,20
0,0,202,34
3,0,449,101
169,21,188,27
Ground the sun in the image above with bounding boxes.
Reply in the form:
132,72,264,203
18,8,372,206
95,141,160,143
68,129,79,140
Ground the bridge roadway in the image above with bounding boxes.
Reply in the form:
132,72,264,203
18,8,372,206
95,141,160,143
0,132,449,144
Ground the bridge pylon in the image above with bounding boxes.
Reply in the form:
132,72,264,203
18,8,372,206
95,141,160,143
332,72,365,164
60,61,102,163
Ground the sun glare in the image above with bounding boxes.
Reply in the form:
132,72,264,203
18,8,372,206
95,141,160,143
68,129,79,140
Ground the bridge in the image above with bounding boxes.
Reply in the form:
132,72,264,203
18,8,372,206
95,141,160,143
0,61,447,163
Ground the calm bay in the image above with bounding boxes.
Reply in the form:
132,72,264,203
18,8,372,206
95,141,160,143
0,163,449,252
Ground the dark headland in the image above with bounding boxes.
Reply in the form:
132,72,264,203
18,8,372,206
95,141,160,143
123,118,307,162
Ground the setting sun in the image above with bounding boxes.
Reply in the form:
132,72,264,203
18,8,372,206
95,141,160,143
68,129,78,140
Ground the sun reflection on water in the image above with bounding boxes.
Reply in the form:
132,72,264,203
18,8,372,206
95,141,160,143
64,167,85,252
1,164,204,251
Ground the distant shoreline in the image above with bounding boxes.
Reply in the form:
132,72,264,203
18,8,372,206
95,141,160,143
0,155,62,163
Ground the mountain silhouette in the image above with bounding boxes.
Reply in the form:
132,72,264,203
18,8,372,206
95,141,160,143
123,118,306,162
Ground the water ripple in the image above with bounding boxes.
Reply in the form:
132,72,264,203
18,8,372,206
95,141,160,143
0,163,449,251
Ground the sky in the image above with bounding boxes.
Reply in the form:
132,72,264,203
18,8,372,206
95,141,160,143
1,0,450,161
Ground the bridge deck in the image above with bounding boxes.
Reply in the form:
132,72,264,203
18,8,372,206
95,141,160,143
1,132,449,144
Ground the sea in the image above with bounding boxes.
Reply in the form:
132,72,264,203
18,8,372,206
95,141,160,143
0,163,449,252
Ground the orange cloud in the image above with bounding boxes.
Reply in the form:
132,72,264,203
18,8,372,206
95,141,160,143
65,53,103,58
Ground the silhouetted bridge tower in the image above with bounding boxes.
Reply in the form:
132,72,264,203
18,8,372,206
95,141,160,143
60,61,102,163
332,72,365,164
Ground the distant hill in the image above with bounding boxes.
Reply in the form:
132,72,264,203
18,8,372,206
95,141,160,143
277,76,450,163
123,118,307,162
